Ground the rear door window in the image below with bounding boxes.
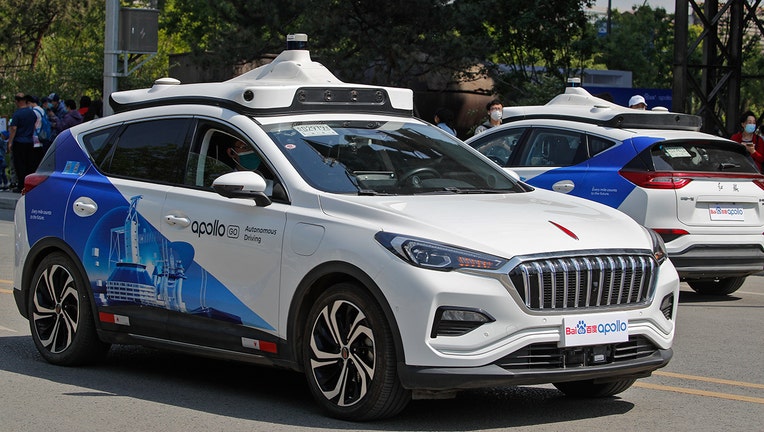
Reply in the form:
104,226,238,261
101,118,193,184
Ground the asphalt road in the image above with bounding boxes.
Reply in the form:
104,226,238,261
1,218,762,431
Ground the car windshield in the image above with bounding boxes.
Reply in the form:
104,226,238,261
264,120,525,195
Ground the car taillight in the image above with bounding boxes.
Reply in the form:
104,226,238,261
651,228,690,243
22,173,49,195
619,170,693,189
754,179,764,191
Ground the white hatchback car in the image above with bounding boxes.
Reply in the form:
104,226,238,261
466,88,764,295
13,37,679,420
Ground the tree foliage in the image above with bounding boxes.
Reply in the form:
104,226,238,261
1,0,762,125
594,4,674,88
0,0,179,116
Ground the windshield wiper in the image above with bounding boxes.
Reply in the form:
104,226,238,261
416,187,513,195
719,162,740,171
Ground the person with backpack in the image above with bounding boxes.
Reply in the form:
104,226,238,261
25,94,51,148
40,96,59,143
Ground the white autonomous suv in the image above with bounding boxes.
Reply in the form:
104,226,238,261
467,88,764,295
14,35,679,420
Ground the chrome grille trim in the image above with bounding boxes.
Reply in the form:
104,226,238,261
508,253,656,310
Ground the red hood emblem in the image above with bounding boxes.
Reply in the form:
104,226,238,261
549,221,579,240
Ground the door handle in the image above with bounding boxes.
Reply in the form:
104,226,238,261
164,214,191,227
552,180,575,193
73,198,98,217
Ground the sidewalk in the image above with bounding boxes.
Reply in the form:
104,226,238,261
0,189,21,210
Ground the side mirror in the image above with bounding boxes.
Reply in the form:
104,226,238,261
212,171,272,207
504,169,521,181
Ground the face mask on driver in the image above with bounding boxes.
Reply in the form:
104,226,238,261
490,110,502,122
236,150,261,170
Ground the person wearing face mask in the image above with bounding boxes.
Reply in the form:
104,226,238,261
473,99,504,136
227,140,262,171
730,110,764,172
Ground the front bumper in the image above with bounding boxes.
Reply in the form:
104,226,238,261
399,344,672,390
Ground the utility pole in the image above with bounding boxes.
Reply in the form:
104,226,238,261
103,0,119,117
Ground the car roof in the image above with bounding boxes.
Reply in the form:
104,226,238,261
470,117,734,144
499,87,702,132
109,38,414,118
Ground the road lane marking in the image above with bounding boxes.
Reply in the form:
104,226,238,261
0,288,13,294
653,371,764,389
0,325,17,332
635,382,764,404
737,290,764,296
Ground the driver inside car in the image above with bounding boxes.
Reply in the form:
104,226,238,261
228,139,262,171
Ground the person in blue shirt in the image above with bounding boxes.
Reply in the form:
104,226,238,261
7,93,39,192
434,108,456,136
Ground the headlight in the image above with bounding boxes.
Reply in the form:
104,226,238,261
645,227,668,265
375,232,507,271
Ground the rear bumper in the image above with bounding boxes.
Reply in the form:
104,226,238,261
667,243,764,278
398,348,672,390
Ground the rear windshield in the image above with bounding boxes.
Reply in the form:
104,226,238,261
644,141,759,173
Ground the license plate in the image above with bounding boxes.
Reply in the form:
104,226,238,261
709,203,744,221
561,314,629,347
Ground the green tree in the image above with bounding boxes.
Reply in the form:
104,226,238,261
0,1,180,116
595,4,674,89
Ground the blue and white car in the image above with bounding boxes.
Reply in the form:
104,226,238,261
13,37,679,421
466,88,764,295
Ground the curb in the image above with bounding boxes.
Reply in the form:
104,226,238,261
0,191,20,211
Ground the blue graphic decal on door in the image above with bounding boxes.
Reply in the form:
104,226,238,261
67,193,273,331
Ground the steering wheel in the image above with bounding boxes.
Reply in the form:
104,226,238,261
485,146,509,165
398,167,440,187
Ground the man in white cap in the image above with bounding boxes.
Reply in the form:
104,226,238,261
629,95,647,110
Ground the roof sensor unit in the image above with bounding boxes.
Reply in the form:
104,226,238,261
287,33,308,50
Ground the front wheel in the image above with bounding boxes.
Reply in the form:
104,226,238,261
303,283,410,421
28,252,110,365
553,378,636,398
688,276,746,295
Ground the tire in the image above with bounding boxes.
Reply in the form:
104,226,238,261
303,283,411,421
688,276,746,295
554,378,636,398
28,252,110,366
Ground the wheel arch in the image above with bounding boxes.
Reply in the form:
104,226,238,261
286,261,405,371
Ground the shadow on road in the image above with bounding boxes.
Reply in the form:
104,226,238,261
0,334,635,430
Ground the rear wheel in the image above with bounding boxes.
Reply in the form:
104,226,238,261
688,276,746,295
553,378,636,398
303,283,410,421
28,252,109,365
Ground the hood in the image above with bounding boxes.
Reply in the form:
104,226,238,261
319,189,651,258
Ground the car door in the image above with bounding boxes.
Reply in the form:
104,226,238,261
69,117,193,339
159,120,288,354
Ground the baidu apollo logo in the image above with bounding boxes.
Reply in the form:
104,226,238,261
565,319,627,336
562,315,629,347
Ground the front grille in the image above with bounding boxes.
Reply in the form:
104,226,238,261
508,253,656,310
496,336,658,370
